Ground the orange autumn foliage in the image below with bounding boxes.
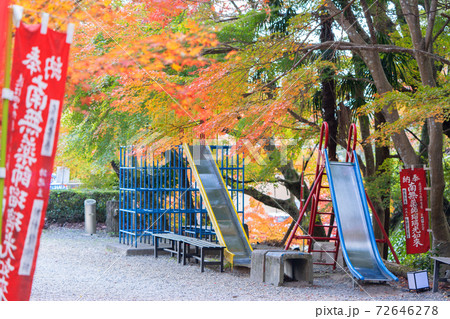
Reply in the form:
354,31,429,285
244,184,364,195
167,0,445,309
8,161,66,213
8,0,319,159
244,197,291,244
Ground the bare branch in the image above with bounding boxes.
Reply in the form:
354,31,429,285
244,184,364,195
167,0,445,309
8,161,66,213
242,49,314,98
296,41,450,65
360,0,377,44
287,109,321,130
230,1,242,15
432,13,450,43
338,76,374,85
425,0,438,51
201,44,241,55
324,0,368,45
212,17,239,23
243,185,299,218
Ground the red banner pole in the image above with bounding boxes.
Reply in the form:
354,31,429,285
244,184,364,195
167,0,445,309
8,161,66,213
0,5,13,242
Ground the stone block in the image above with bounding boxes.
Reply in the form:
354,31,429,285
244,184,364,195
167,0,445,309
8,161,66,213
250,250,271,282
250,249,313,286
106,200,120,236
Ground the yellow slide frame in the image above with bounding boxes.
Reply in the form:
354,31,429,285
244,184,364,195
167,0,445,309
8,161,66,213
182,143,252,265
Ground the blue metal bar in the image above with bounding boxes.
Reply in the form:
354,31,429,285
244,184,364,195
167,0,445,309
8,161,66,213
119,147,123,244
241,156,245,223
118,145,245,246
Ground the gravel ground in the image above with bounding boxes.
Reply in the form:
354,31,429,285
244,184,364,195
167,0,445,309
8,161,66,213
30,225,450,302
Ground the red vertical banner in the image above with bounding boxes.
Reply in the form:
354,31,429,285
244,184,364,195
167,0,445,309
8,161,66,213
0,23,71,301
399,167,430,254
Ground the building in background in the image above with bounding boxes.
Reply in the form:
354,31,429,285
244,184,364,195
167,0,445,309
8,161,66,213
50,167,81,189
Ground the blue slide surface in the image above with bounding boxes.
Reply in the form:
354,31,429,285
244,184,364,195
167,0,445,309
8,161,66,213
324,150,397,282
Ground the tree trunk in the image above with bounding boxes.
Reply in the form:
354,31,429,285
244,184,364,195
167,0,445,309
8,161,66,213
325,0,450,256
358,115,375,177
374,113,391,259
325,0,420,167
428,118,450,255
419,122,429,163
443,119,450,139
111,160,120,179
320,13,338,161
398,0,450,256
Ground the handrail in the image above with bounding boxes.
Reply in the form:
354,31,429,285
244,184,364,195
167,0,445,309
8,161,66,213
345,123,357,162
319,122,329,152
315,122,329,176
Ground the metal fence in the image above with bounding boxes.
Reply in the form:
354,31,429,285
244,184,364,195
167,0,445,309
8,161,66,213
119,145,245,247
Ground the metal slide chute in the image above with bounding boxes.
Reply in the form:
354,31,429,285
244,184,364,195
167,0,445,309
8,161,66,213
325,151,397,281
183,143,252,266
285,123,398,282
324,124,398,282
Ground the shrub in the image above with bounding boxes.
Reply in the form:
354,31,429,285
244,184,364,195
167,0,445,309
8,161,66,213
388,224,432,271
46,189,119,224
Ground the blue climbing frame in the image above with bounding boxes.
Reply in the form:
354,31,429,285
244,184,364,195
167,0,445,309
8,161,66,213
119,145,245,247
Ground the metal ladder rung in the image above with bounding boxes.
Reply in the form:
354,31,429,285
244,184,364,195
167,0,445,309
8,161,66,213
313,224,337,228
295,236,339,241
292,235,310,240
316,212,334,215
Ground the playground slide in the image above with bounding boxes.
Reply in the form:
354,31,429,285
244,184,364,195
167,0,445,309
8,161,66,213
324,150,398,282
183,144,252,266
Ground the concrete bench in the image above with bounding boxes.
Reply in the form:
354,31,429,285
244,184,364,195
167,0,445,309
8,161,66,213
250,249,313,286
